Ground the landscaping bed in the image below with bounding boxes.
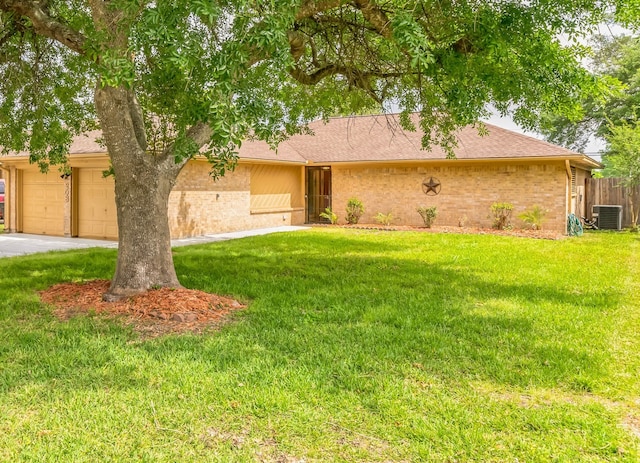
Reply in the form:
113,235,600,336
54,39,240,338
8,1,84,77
314,223,566,240
40,279,246,338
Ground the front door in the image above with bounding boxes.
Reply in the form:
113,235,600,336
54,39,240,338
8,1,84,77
306,166,332,223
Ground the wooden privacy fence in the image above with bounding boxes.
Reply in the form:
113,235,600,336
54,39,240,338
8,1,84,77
585,177,640,227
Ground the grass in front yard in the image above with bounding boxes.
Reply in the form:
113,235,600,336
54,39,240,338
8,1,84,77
0,228,639,462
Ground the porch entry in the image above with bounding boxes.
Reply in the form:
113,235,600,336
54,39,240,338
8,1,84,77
306,166,332,223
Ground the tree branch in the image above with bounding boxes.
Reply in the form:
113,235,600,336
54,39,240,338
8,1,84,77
162,121,213,170
295,0,392,37
353,0,392,39
288,31,306,62
296,0,345,20
290,64,404,103
0,0,87,55
185,122,214,148
289,64,344,85
127,92,147,151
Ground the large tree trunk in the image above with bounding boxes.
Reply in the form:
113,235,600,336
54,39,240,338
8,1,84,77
107,155,181,300
95,85,183,300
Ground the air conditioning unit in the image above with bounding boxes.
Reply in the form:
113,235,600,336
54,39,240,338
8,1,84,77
592,205,623,230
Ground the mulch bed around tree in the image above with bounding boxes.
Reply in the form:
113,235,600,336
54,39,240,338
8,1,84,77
40,280,246,338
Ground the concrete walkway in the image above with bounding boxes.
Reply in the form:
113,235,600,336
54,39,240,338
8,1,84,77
0,226,309,258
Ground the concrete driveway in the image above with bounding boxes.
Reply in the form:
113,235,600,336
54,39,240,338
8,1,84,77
0,226,308,258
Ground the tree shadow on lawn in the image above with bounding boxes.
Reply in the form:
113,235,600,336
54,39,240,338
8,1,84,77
0,234,621,397
173,243,616,394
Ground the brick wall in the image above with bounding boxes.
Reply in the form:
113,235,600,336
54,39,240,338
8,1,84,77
3,155,575,238
168,161,305,238
331,161,568,232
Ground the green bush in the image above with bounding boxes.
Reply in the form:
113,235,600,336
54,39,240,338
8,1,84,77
417,206,438,228
345,197,364,224
518,205,548,230
375,212,393,226
490,202,513,230
319,207,338,224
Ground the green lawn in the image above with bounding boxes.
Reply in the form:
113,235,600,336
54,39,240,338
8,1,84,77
0,228,639,462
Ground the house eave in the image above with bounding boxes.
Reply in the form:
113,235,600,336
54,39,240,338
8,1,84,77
190,155,307,166
306,155,601,168
236,157,307,166
0,152,309,168
2,152,600,169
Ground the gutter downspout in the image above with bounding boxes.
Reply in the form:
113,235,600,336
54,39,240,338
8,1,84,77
565,160,573,233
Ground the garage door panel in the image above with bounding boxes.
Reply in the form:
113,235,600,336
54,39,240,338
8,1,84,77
77,169,117,239
105,222,119,239
22,171,65,235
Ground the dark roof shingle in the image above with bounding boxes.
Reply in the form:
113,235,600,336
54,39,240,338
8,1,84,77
263,113,586,163
5,114,599,167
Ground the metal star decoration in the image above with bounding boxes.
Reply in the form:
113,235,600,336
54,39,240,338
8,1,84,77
422,177,441,196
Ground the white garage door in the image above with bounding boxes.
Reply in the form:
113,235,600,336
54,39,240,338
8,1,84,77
22,171,65,235
77,168,118,239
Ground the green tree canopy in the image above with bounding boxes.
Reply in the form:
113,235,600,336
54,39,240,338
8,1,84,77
540,33,640,152
1,0,624,162
602,121,640,227
0,1,635,297
540,30,640,229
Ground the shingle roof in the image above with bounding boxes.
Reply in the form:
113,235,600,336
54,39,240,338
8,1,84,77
68,130,104,154
4,113,599,167
63,131,311,162
236,137,307,163
6,129,308,162
7,130,104,157
247,113,588,163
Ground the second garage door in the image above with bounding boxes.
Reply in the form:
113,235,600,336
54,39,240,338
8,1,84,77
77,169,118,239
22,171,65,235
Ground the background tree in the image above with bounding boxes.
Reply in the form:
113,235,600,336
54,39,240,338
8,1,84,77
0,1,633,299
541,34,640,152
602,121,640,229
540,32,640,228
540,35,624,152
